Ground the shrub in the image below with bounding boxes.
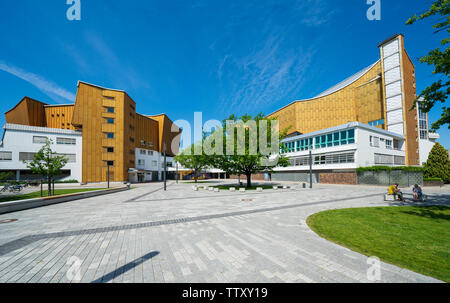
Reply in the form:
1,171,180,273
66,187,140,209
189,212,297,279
424,143,450,183
357,166,424,173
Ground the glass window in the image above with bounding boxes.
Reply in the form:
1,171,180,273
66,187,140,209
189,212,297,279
104,96,115,100
107,147,114,153
106,107,114,113
340,131,347,145
33,136,48,144
348,129,355,144
106,118,114,124
57,137,76,145
327,134,333,147
107,133,114,139
106,161,114,166
0,151,12,161
386,140,392,149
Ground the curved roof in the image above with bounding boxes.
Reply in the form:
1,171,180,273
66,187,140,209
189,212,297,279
314,61,380,98
268,60,380,117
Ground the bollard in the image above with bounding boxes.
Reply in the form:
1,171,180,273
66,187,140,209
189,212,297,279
256,187,263,192
229,187,236,192
126,182,131,190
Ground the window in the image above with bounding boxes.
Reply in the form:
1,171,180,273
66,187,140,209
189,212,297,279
106,147,114,153
130,137,135,143
104,96,115,100
19,152,37,161
394,156,406,165
152,160,157,167
106,161,114,166
141,140,146,146
393,139,400,150
148,142,154,148
130,160,135,165
371,136,380,147
167,162,173,167
148,150,153,156
138,159,145,166
374,153,393,164
106,107,115,113
0,151,12,161
106,133,114,139
56,153,76,163
386,140,392,149
340,131,347,145
106,118,114,124
140,149,146,155
33,136,48,144
56,137,76,145
347,129,355,144
369,119,385,127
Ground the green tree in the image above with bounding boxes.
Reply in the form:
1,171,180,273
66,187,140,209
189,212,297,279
211,113,290,188
174,143,211,183
24,139,69,196
423,142,450,183
406,0,449,130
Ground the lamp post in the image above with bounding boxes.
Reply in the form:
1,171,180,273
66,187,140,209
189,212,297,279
163,142,167,191
107,163,110,189
309,150,313,189
176,162,178,184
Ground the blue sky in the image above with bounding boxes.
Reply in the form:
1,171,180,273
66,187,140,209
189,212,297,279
0,0,448,148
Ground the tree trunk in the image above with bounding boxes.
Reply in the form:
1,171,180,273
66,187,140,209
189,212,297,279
194,170,198,183
47,177,51,197
246,173,252,188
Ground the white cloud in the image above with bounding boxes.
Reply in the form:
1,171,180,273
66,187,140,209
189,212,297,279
0,61,75,102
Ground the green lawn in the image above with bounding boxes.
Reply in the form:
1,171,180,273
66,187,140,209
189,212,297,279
307,206,450,282
0,188,106,203
211,185,276,191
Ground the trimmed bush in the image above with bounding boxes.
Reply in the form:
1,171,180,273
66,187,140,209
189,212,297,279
424,143,450,183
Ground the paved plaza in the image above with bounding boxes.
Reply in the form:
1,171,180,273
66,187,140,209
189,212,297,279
0,181,448,283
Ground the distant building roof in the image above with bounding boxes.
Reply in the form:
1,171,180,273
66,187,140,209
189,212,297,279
3,123,82,136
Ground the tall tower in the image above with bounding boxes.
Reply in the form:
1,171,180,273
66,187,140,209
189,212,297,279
378,34,420,165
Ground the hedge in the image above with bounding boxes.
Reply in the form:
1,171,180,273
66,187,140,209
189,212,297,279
356,166,424,173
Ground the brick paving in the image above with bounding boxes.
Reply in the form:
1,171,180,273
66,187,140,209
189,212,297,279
0,181,448,283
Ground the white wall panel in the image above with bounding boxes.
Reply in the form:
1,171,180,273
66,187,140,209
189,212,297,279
384,67,401,84
387,109,404,125
383,53,400,71
382,39,400,58
386,81,402,98
386,95,403,111
388,123,404,136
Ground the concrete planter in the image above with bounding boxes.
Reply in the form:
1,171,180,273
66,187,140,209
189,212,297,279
0,187,128,215
424,180,444,187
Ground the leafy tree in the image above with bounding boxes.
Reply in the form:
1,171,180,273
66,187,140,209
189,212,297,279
174,143,211,183
423,142,450,183
406,0,449,130
24,139,69,196
210,113,290,188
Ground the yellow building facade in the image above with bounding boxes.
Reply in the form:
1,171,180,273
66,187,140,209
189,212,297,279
5,81,181,183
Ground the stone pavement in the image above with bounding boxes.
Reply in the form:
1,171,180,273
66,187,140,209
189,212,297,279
0,181,448,283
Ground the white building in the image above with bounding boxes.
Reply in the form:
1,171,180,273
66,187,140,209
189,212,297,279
0,124,82,181
273,122,406,181
130,147,175,183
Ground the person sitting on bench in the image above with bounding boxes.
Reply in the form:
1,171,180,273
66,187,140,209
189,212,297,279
388,183,404,201
412,184,423,201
